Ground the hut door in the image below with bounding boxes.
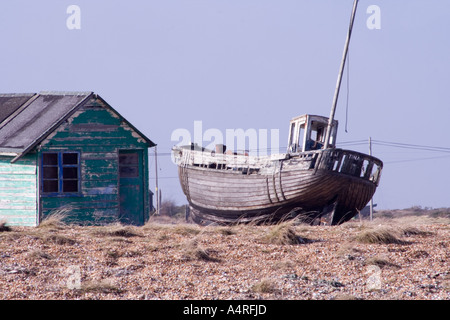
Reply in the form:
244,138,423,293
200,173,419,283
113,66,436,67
119,150,144,225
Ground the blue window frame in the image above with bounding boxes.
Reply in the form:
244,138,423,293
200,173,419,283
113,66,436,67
42,152,80,195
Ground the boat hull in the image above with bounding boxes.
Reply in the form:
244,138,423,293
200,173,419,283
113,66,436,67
174,148,382,225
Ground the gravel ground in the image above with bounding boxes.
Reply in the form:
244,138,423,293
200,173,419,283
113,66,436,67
0,212,448,300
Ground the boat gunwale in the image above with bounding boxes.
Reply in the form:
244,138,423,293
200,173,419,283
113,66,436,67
173,146,383,186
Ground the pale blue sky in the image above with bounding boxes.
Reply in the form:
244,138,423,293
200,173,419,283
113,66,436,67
2,1,449,210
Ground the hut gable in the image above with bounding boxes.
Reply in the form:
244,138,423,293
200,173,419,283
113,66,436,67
0,92,155,226
40,94,152,150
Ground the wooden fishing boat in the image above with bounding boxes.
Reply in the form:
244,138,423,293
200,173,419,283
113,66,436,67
172,0,383,225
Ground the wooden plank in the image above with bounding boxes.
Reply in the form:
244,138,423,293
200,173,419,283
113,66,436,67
187,176,267,189
81,152,117,160
0,210,37,226
70,108,121,125
82,179,117,187
37,102,150,225
41,208,119,225
0,155,37,226
0,155,37,166
187,183,268,196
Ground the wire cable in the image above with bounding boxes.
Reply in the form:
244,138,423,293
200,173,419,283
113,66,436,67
384,154,450,164
372,140,450,153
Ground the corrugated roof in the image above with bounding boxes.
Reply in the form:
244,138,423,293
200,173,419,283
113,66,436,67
0,93,35,124
0,91,155,162
0,92,92,159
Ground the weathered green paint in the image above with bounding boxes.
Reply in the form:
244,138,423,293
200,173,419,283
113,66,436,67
0,96,152,227
37,97,151,225
118,150,145,225
0,154,38,226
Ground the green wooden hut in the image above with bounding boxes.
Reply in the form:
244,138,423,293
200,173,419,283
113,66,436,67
0,91,156,226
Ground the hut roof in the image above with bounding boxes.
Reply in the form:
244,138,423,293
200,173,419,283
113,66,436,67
0,91,155,162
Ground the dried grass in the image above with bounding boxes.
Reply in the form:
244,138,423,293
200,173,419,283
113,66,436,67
365,256,401,269
354,227,407,245
91,224,143,238
143,223,202,239
333,293,360,300
251,278,279,294
172,224,202,236
335,242,364,260
28,249,53,260
38,210,68,230
271,259,296,271
43,234,76,245
79,281,123,294
399,226,434,237
181,239,220,262
262,222,311,245
208,226,236,236
0,220,11,232
0,210,448,300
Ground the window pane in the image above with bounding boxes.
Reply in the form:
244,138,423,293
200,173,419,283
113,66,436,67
298,125,305,149
63,153,78,165
42,151,80,194
63,167,78,179
43,153,58,165
119,153,138,165
43,180,58,193
63,180,78,192
43,167,58,179
120,166,138,177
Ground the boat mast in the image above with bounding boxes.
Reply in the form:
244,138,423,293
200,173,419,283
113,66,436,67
324,0,359,149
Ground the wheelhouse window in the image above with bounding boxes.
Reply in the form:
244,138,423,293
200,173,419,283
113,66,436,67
42,152,80,194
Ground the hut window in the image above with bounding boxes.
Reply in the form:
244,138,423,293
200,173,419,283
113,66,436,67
42,152,80,194
119,152,139,177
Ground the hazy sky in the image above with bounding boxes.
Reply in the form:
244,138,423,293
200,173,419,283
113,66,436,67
2,0,449,210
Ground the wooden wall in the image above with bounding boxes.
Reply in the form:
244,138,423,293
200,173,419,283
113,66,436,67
38,97,150,225
0,154,38,226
